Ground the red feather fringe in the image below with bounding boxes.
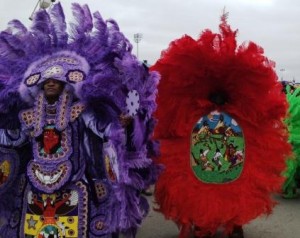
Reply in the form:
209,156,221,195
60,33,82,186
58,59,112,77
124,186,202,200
151,16,291,236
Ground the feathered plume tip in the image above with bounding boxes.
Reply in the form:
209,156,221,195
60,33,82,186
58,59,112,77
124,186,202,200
282,84,300,198
0,2,160,237
151,14,291,236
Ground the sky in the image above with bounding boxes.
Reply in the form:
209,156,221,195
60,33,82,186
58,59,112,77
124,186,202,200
0,0,299,81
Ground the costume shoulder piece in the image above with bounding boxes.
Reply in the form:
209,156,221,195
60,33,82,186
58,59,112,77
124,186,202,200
151,14,291,236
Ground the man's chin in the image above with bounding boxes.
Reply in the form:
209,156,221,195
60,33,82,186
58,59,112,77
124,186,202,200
45,94,59,102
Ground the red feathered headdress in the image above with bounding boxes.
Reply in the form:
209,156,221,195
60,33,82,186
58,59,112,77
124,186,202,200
151,14,291,236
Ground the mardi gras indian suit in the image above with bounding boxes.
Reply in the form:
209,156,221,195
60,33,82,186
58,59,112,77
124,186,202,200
151,15,291,237
0,3,160,238
282,83,300,198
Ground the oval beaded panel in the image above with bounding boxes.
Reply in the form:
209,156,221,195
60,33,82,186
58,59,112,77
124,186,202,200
190,111,245,184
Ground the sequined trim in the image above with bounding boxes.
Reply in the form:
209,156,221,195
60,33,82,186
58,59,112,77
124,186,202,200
33,92,46,137
70,103,85,122
19,108,35,129
90,215,109,236
25,73,41,87
76,181,88,237
56,90,73,131
94,180,109,202
40,56,79,67
66,70,86,83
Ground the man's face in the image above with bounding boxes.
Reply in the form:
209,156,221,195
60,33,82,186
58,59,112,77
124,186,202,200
43,79,64,100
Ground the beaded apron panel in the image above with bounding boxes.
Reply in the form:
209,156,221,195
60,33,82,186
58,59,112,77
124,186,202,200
21,181,88,238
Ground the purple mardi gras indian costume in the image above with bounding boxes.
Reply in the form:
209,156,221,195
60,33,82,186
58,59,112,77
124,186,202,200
0,3,160,238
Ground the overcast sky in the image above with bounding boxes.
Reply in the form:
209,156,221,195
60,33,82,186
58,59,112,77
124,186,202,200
0,0,299,81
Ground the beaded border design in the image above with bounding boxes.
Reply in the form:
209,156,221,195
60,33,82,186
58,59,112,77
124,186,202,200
40,56,79,67
56,90,73,132
33,92,46,137
27,160,72,193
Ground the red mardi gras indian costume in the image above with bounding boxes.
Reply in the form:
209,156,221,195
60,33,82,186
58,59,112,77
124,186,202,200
152,15,291,237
